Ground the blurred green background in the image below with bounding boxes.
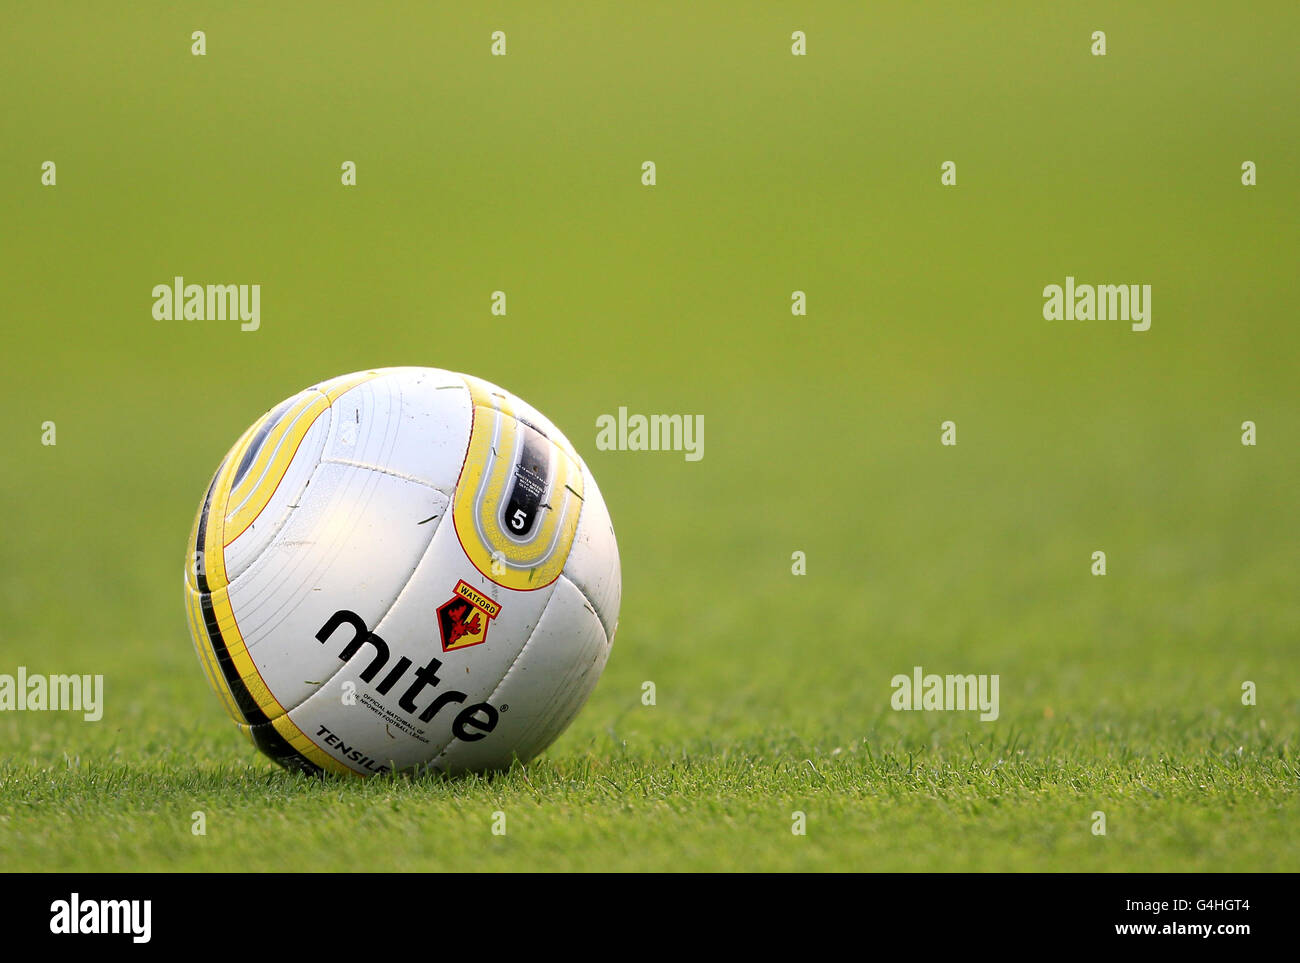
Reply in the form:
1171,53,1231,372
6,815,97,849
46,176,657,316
0,2,1296,871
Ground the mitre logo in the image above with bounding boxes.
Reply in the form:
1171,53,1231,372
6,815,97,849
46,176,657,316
438,580,501,652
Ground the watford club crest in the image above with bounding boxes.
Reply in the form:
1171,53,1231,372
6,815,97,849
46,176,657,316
437,579,502,653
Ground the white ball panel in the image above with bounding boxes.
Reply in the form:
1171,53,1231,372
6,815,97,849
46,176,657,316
227,462,448,715
434,575,611,774
320,367,472,494
561,461,622,641
282,658,449,775
223,404,332,582
368,501,557,696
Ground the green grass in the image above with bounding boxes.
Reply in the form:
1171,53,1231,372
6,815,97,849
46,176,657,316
1,1,1297,872
3,716,1296,872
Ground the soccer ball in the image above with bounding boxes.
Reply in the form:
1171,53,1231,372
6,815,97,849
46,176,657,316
183,368,620,775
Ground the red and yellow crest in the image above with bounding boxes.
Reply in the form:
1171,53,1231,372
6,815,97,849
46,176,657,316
437,580,502,653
